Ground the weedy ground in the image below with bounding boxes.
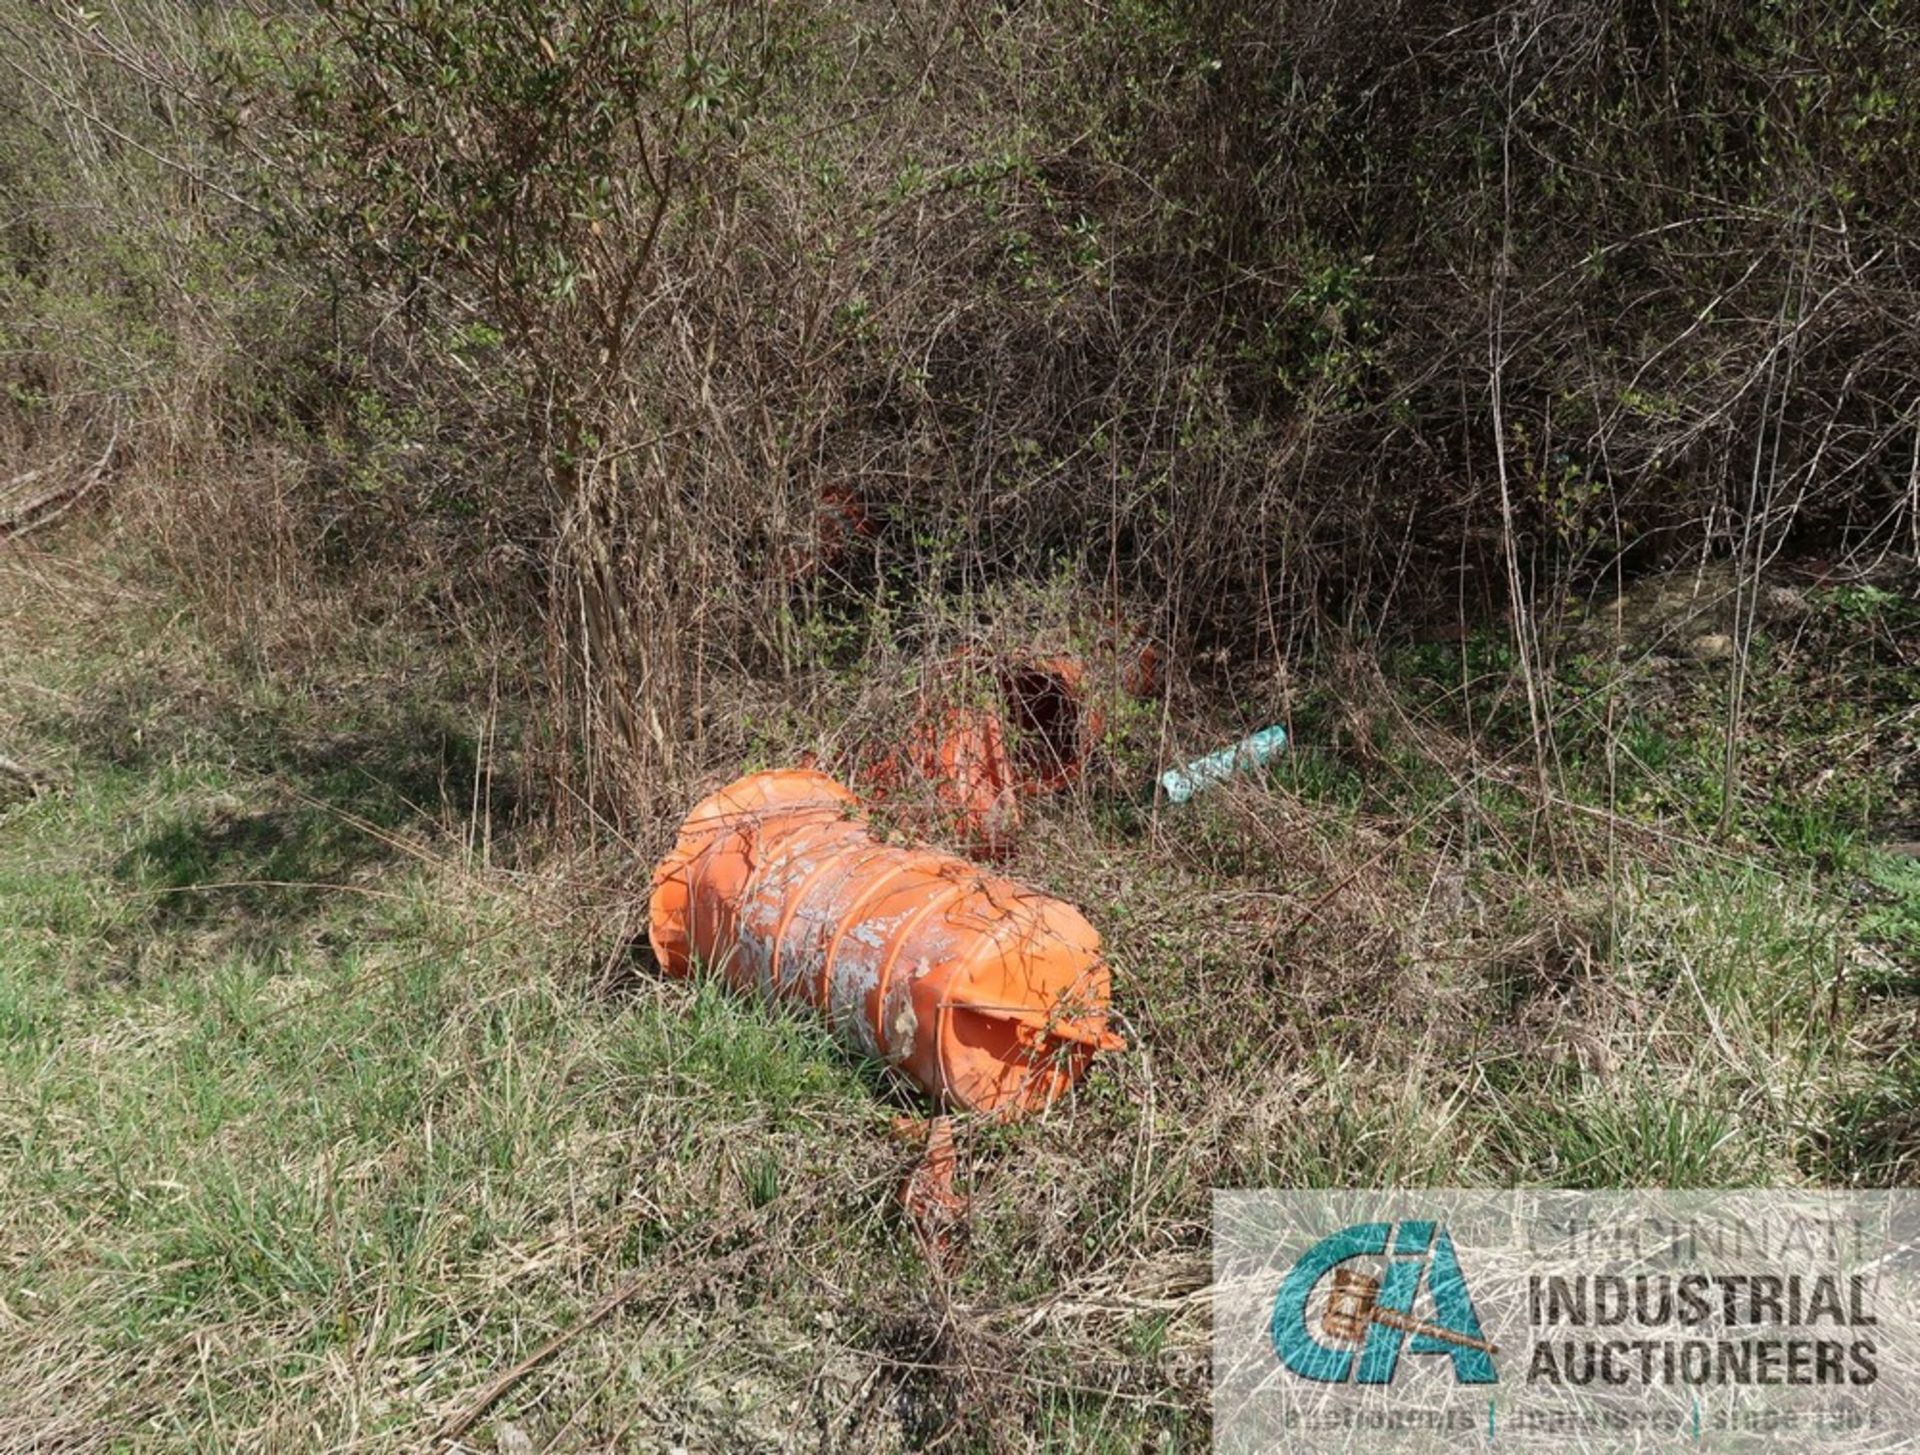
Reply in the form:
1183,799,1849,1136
1,524,1915,1451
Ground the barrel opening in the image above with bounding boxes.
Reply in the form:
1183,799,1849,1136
1001,663,1089,788
945,1002,1093,1114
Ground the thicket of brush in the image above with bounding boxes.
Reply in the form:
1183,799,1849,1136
4,0,1916,815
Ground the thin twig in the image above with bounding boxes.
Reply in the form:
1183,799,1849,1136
0,751,52,788
430,1223,750,1450
0,429,119,543
430,1275,656,1449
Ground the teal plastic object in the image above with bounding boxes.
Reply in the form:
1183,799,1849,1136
1158,724,1289,804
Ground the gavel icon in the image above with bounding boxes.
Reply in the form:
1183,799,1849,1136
1321,1266,1499,1354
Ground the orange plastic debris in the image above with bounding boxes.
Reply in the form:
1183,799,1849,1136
779,486,873,584
859,702,1020,857
649,769,1124,1117
1118,638,1162,699
898,1114,968,1266
898,705,1021,856
858,646,1119,855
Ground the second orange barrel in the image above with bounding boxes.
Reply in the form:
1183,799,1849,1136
649,769,1123,1116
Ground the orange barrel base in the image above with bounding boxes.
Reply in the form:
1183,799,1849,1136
649,769,1123,1117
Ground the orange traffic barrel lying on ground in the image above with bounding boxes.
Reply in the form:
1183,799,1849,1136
649,768,1124,1116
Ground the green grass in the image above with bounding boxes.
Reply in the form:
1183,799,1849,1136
1862,853,1920,966
0,540,1913,1449
0,750,921,1446
0,557,929,1449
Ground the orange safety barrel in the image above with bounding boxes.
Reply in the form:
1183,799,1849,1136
649,769,1124,1116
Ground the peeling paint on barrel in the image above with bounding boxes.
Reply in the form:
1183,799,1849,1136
649,769,1125,1116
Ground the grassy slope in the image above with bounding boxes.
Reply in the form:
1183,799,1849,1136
0,540,909,1450
0,531,1915,1451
